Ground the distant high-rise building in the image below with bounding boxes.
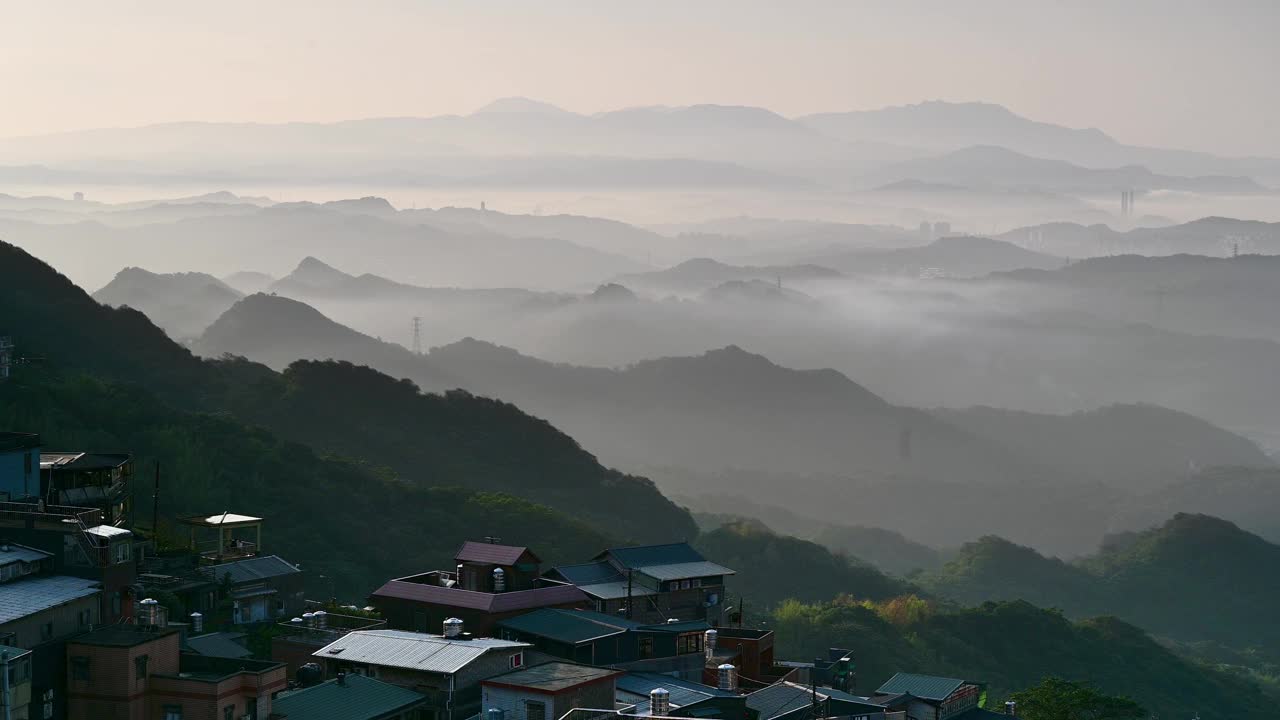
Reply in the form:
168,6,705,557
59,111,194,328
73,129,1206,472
933,221,951,238
73,191,85,202
918,221,933,241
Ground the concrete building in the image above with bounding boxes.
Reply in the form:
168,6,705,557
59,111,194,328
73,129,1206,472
870,673,1002,720
39,452,132,526
311,628,534,720
0,434,40,501
209,554,304,625
66,625,287,720
481,662,621,720
0,645,34,720
496,609,710,678
370,543,588,637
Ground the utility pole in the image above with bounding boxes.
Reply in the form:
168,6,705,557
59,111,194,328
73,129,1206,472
152,462,160,548
412,317,423,355
626,569,634,620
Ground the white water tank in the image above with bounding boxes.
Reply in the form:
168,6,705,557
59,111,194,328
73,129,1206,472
190,612,203,634
717,664,737,692
650,688,671,716
704,629,717,661
493,567,506,592
444,617,464,638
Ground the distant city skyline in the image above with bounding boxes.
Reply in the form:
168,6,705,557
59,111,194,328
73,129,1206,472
4,0,1279,157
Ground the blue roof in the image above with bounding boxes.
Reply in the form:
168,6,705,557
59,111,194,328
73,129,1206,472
747,682,880,720
875,673,966,701
211,555,300,584
272,673,427,720
497,608,640,644
552,561,624,585
602,543,707,569
616,671,738,708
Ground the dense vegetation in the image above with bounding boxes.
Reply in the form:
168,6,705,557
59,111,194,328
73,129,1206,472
0,240,694,550
772,598,1272,719
0,366,612,597
920,514,1280,650
694,521,915,608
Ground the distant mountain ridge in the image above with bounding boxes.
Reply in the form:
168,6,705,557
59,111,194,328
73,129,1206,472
93,267,244,340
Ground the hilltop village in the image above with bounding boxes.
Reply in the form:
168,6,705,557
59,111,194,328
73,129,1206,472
0,430,1009,720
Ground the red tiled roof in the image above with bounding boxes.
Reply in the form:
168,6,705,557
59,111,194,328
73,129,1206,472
455,541,540,567
371,580,587,613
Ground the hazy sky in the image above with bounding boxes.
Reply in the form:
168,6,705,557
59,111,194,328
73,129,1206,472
4,0,1278,156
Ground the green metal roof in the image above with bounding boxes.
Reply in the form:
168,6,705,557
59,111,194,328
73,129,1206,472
875,672,966,701
273,673,427,720
497,608,640,644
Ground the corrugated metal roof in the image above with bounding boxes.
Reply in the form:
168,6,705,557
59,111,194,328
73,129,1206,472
497,608,639,644
211,555,300,584
273,672,427,720
575,582,657,601
875,673,966,702
372,580,588,613
455,541,538,566
747,681,877,720
0,575,100,624
313,630,528,674
551,561,624,586
0,544,51,564
636,561,736,581
602,543,707,569
186,632,252,659
39,452,129,471
83,525,132,539
617,672,737,709
483,661,621,692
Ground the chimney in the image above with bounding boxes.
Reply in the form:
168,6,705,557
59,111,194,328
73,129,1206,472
444,617,464,638
717,663,737,692
1005,701,1017,716
493,567,506,593
649,688,671,716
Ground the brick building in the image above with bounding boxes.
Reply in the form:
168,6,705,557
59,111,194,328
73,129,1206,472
65,625,287,720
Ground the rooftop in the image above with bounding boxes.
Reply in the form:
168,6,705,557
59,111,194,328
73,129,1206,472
550,561,624,586
186,631,252,659
273,673,427,720
0,433,39,453
372,577,587,613
313,629,529,675
483,661,622,694
0,543,51,565
747,681,880,720
600,543,707,569
616,672,739,709
456,541,539,567
498,608,640,645
875,673,968,702
0,575,101,624
181,512,263,528
574,581,658,601
83,525,132,540
39,452,130,471
157,653,284,682
211,554,300,584
596,544,736,581
70,625,179,649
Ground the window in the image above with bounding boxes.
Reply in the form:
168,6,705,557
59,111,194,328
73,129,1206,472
677,632,703,655
41,689,53,720
680,580,692,590
111,592,122,617
113,542,131,564
525,700,547,720
246,697,258,720
71,656,90,682
135,654,149,682
223,705,235,720
78,609,91,628
639,636,654,659
509,652,524,669
163,705,183,720
691,578,703,588
40,622,53,642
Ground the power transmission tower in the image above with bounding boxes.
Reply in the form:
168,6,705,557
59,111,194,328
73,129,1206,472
412,317,423,355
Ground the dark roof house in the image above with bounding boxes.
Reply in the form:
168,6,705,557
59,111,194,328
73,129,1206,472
273,672,430,720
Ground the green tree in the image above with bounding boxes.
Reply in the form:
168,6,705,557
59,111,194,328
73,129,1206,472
1009,677,1145,720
